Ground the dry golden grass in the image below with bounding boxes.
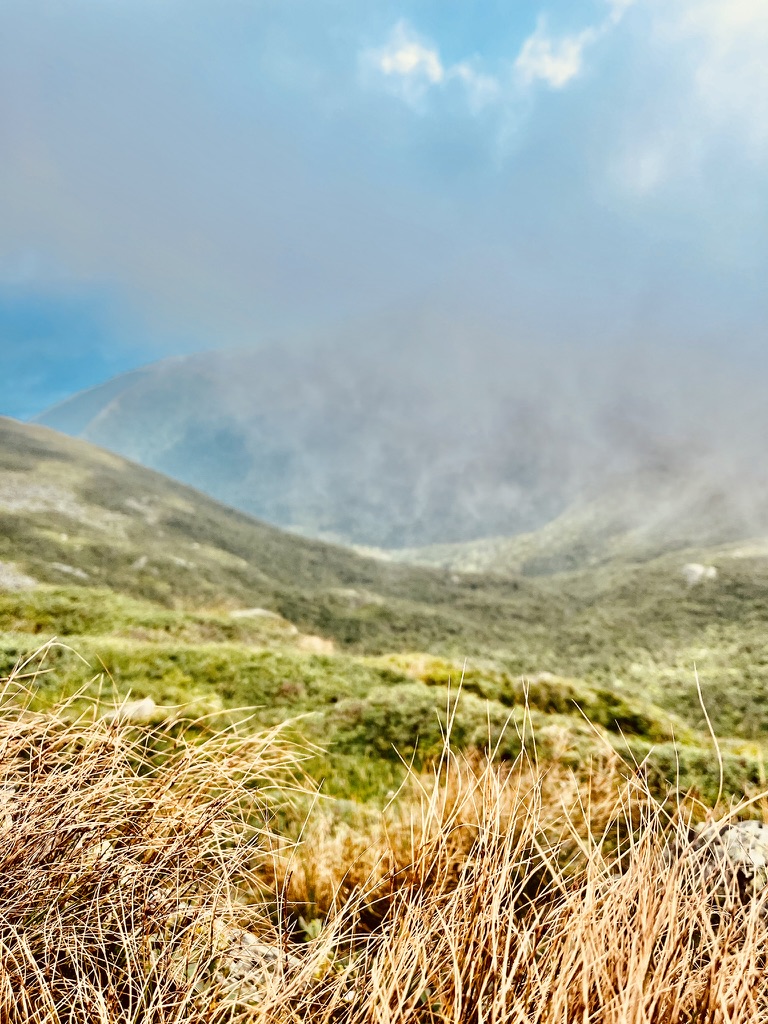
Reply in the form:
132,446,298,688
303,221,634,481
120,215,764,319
2,651,768,1022
266,747,768,1024
0,648,316,1022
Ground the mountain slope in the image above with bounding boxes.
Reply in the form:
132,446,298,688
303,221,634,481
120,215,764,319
37,348,768,561
6,416,768,791
34,349,600,548
0,415,698,793
0,416,552,653
391,484,761,575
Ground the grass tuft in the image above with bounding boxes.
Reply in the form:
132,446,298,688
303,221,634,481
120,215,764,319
2,649,768,1021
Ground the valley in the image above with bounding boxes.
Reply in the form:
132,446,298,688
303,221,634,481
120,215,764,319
3,416,768,802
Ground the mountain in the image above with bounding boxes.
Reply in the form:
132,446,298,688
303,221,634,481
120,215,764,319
34,348,605,549
0,415,550,653
391,481,764,575
7,415,768,792
36,347,768,558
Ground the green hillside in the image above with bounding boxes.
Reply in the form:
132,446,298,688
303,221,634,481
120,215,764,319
0,415,539,653
3,416,768,799
390,485,761,575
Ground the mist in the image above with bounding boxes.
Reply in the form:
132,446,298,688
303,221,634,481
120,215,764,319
35,320,768,549
2,0,767,547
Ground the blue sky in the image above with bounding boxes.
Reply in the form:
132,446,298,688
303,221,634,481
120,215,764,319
0,0,766,417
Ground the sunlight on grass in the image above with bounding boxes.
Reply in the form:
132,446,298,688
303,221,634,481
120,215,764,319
2,648,768,1021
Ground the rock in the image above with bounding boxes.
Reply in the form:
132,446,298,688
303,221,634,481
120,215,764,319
124,497,161,524
681,563,718,586
230,607,283,620
51,562,90,580
328,588,384,609
103,697,159,724
215,927,304,996
0,563,37,591
169,555,194,568
688,820,768,897
297,635,335,655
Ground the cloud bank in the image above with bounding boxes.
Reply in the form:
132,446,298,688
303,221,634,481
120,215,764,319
0,0,765,421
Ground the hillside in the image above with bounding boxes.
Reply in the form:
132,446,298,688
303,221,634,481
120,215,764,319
390,485,760,575
31,348,625,549
5,416,768,800
0,415,545,653
38,349,768,567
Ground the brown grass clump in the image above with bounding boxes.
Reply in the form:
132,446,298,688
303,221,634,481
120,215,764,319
3,649,768,1022
0,649,314,1022
265,745,768,1022
319,753,768,1024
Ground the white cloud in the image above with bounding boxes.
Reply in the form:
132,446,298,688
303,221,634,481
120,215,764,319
514,25,595,89
606,0,639,25
674,0,768,152
363,21,445,106
514,1,636,91
375,22,444,85
365,2,638,113
362,21,500,112
450,62,501,112
609,0,768,199
610,145,670,197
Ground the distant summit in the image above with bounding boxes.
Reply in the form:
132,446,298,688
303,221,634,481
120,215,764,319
36,348,578,548
37,346,768,558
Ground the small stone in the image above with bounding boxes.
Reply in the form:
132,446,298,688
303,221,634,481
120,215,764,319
51,562,89,580
681,563,718,586
689,820,768,896
103,697,158,724
215,927,304,995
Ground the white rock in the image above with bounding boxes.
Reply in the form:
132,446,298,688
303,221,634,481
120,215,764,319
215,927,303,993
0,563,37,591
230,608,283,620
104,697,158,724
681,563,718,586
51,562,89,580
689,820,768,895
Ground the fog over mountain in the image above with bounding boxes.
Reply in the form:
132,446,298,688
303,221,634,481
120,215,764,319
2,0,767,431
37,331,768,551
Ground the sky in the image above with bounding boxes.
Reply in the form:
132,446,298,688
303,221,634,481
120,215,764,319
0,0,766,418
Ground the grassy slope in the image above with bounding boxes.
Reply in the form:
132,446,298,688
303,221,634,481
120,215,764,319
0,417,562,654
390,486,761,575
2,417,768,798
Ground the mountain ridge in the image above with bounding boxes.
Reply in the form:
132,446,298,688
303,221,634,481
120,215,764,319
8,415,768,761
33,349,599,548
0,415,547,654
37,348,768,559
